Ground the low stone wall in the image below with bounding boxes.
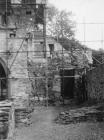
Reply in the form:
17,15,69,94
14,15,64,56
87,64,104,101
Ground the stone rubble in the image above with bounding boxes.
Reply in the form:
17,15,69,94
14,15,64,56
0,109,9,139
55,105,104,125
15,108,32,127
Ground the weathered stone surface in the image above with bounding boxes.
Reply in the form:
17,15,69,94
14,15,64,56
0,29,31,108
15,108,32,127
87,64,104,101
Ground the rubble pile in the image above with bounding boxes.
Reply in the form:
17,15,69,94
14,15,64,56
15,108,32,127
55,106,104,125
0,109,9,139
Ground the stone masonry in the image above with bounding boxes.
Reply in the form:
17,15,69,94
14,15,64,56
87,64,104,101
0,0,47,108
0,29,30,107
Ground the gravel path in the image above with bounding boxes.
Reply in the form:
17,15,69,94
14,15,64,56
15,106,104,140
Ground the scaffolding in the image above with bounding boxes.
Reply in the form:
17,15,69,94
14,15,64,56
0,0,103,107
0,1,104,139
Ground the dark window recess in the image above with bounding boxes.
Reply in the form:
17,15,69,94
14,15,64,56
1,10,11,26
40,42,43,44
22,0,36,4
5,50,12,59
26,10,32,15
40,42,44,54
0,0,11,14
0,63,7,101
35,4,44,24
49,44,54,54
1,14,8,25
9,32,16,38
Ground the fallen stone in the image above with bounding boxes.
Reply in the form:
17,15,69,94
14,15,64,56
55,105,104,125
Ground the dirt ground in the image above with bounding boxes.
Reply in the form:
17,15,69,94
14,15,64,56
15,106,104,140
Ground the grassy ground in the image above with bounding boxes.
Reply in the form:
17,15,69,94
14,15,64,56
15,106,104,140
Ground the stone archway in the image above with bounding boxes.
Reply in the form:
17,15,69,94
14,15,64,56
0,58,9,101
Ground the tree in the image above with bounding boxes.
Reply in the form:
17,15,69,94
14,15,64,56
47,4,92,68
56,37,86,50
47,5,75,39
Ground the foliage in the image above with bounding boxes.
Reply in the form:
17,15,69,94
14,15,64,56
47,4,90,68
56,37,87,51
27,61,46,98
47,4,75,39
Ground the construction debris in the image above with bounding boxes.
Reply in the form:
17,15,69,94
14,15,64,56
0,101,12,139
0,112,9,139
55,105,104,125
15,108,32,127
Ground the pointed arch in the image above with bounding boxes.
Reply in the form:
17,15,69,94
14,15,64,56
0,58,10,100
0,58,10,76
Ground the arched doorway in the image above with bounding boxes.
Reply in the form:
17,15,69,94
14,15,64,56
0,59,9,101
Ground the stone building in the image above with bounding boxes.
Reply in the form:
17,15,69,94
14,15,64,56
0,0,93,107
0,0,47,107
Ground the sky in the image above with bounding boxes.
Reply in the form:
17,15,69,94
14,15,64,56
48,0,104,50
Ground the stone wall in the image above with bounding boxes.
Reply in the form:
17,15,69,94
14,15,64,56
87,64,104,101
0,29,30,108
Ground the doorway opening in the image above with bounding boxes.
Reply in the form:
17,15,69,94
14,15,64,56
60,68,75,99
0,60,8,101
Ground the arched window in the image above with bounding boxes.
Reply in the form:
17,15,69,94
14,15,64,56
0,58,9,100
